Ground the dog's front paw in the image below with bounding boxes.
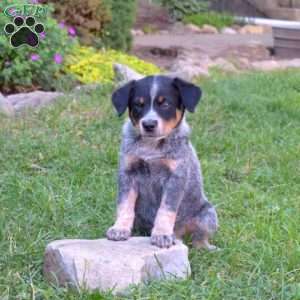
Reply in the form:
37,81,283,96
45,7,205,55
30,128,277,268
151,234,176,248
106,227,131,241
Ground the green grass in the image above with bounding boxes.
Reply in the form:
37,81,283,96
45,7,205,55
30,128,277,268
183,12,234,30
1,70,300,299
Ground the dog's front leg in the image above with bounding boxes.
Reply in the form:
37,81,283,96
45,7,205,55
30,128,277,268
151,160,187,248
106,170,137,241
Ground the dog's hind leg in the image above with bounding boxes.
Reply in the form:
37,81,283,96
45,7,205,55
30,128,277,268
191,202,219,251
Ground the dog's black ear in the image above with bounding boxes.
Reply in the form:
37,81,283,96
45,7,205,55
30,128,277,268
173,77,202,113
112,80,135,116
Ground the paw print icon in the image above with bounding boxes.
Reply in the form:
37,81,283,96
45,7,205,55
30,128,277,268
4,16,45,48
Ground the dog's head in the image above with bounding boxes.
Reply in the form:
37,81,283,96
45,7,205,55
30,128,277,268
112,76,202,138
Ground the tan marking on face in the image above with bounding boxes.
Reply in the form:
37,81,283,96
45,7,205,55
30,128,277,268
152,201,177,235
129,110,138,127
159,159,179,172
124,154,139,170
138,97,145,105
157,96,165,104
114,189,137,230
161,109,183,136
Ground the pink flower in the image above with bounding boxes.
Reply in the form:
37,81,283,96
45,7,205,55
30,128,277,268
59,21,65,29
68,26,77,37
31,0,39,3
54,53,63,64
40,32,46,39
8,8,17,16
30,54,40,61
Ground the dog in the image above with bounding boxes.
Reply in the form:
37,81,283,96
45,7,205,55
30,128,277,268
106,75,218,250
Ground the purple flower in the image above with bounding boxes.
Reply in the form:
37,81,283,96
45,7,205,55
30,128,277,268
40,32,46,39
59,21,65,29
31,0,39,3
8,8,17,16
54,53,63,64
30,54,40,61
68,26,77,37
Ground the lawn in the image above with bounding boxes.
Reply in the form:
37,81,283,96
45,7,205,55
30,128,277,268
0,70,299,300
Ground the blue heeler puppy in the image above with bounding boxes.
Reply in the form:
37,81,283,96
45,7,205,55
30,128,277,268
106,75,218,250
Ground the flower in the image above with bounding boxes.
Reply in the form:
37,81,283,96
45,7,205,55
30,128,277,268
64,46,160,84
40,32,46,39
31,0,39,3
30,54,40,61
59,21,65,29
68,26,77,37
54,53,63,64
8,8,17,16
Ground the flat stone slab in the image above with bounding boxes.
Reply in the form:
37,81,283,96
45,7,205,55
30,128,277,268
44,237,191,294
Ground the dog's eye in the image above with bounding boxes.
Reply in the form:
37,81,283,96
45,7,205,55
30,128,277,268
160,101,170,109
157,96,170,108
135,97,145,107
157,96,165,104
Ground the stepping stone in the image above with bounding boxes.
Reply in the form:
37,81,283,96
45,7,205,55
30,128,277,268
43,237,191,294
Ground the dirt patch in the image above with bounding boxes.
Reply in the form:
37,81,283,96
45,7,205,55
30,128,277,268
132,46,182,70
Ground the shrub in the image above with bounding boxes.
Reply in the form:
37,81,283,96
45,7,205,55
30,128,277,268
102,0,137,51
183,12,234,29
0,1,77,94
161,0,209,20
42,0,111,46
45,0,137,51
64,46,160,84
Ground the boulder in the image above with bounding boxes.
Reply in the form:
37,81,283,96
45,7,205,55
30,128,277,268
185,23,203,34
6,91,63,113
210,57,238,73
114,63,144,86
251,60,281,71
221,27,237,35
0,93,15,117
44,237,191,294
131,29,144,36
200,24,219,34
251,59,300,71
239,25,265,35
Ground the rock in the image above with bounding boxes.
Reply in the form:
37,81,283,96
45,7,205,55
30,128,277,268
73,83,101,93
114,63,144,86
238,57,251,69
185,23,203,34
280,58,300,69
6,91,63,113
170,61,209,79
239,25,265,35
252,59,300,71
159,30,169,35
221,27,237,35
210,57,237,73
169,51,213,79
0,93,15,117
251,60,280,71
131,29,144,36
201,24,219,34
44,237,191,294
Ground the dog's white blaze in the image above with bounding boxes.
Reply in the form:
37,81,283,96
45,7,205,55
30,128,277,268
139,76,164,137
150,76,159,104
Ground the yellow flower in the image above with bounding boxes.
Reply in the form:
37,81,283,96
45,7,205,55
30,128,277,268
64,46,160,84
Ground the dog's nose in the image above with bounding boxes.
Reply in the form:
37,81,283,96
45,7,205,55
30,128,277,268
142,120,158,132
